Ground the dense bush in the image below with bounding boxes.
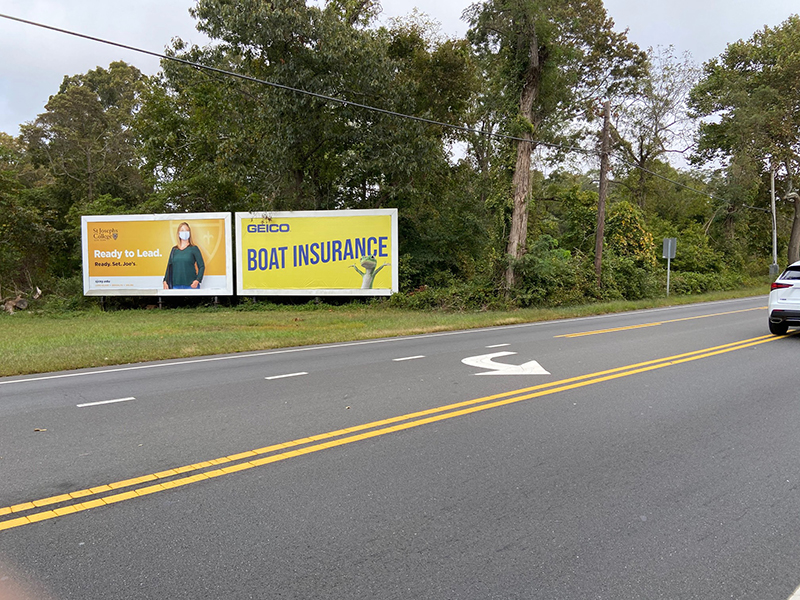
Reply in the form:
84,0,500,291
388,279,511,311
668,270,746,295
600,253,661,301
511,236,594,307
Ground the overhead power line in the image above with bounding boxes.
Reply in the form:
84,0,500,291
3,13,574,147
0,12,730,205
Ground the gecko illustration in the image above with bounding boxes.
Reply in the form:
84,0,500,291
350,255,390,289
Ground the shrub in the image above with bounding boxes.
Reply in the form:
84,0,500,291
512,236,593,307
388,280,510,311
600,253,661,301
668,270,745,295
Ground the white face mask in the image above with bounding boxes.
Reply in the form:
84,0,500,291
179,231,191,241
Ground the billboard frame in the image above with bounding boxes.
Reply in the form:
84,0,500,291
81,213,233,297
235,209,399,296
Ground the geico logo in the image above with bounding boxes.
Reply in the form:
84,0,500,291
247,223,290,233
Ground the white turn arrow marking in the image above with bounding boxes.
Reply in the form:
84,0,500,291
461,351,550,376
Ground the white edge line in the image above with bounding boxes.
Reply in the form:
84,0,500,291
77,397,135,408
1,297,764,387
393,355,425,362
265,372,308,380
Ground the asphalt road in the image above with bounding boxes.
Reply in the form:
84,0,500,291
2,296,800,599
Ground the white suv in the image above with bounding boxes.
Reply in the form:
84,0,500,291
768,260,800,334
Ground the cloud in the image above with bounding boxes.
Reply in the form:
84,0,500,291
0,0,209,135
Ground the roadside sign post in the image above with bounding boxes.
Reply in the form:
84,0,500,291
663,238,677,297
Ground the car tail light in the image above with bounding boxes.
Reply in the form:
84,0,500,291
771,282,793,290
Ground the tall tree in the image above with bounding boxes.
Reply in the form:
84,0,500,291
0,134,54,291
140,1,484,285
136,44,263,213
465,0,645,289
143,1,475,212
19,61,151,279
690,15,800,263
22,61,150,210
612,46,700,209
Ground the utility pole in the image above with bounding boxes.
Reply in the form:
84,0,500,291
594,100,611,288
771,168,779,276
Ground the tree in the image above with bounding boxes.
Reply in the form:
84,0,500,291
0,134,54,291
182,0,397,210
136,44,265,213
139,1,485,287
465,0,645,289
143,1,473,209
18,62,151,279
22,62,150,209
690,15,800,264
611,46,700,209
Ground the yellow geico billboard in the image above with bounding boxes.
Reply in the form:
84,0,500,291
236,210,398,296
82,213,233,296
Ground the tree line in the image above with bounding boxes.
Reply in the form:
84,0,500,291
2,1,799,309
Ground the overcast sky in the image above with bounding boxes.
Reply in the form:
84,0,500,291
0,0,797,137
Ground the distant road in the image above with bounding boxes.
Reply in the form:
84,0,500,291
4,296,800,600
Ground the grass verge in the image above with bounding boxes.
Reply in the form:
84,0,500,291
0,286,767,377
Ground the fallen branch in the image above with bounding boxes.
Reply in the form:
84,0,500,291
1,287,42,314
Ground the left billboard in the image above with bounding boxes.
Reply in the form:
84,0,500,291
81,213,233,296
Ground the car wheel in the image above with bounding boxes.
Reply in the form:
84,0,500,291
769,319,789,335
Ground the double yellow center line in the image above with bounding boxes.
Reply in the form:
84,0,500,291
555,306,765,338
0,333,782,533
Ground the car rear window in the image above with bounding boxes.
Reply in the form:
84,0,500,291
781,267,800,280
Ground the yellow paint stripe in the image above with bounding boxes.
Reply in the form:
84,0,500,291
103,491,138,504
559,323,663,336
69,489,94,500
556,306,766,338
135,484,166,497
32,494,72,507
0,333,783,533
109,475,157,489
0,517,30,531
28,511,57,523
53,505,79,516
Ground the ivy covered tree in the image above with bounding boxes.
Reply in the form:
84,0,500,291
0,133,55,292
464,0,646,289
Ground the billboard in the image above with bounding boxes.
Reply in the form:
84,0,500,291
236,210,398,296
81,213,233,296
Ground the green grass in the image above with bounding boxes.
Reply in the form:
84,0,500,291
0,286,768,377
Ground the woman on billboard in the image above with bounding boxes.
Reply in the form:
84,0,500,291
163,222,205,289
